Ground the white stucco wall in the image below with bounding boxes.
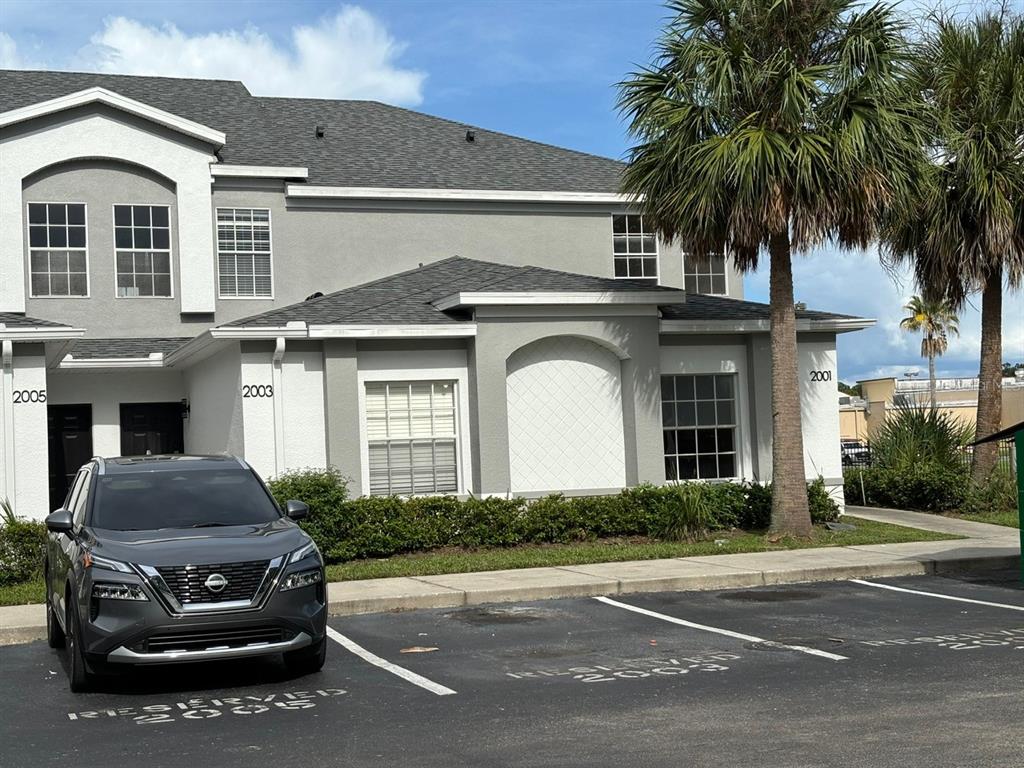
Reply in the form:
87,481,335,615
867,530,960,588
658,342,755,482
241,345,326,480
183,346,244,457
47,370,187,458
798,339,843,485
506,337,627,493
0,107,217,313
1,353,50,520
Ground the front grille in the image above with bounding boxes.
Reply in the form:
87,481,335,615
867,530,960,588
156,560,269,605
135,626,292,654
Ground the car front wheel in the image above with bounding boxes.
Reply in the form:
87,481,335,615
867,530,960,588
284,636,327,677
65,594,94,693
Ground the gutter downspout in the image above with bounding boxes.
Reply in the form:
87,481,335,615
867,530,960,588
272,337,286,477
1,339,15,508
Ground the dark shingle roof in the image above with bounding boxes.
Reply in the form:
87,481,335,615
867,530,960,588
225,257,681,328
0,312,73,328
68,338,191,359
661,294,858,322
0,70,625,192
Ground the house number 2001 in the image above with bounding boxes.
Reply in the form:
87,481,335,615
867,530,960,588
242,385,274,398
809,370,833,382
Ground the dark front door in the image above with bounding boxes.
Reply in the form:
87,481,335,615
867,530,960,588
119,402,185,457
48,404,93,511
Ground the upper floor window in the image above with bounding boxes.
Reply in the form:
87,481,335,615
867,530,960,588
27,203,88,297
684,252,728,295
114,204,171,298
612,214,658,279
217,208,273,298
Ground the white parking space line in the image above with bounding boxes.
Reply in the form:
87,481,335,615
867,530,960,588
593,596,848,662
326,626,457,696
850,579,1024,612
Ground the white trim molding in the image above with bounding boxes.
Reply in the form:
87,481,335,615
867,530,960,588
308,324,477,339
211,164,309,180
0,87,225,147
0,324,85,342
659,317,875,334
59,353,165,369
286,184,636,205
433,290,684,311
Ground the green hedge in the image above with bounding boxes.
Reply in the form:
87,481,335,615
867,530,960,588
267,469,840,563
0,515,47,587
843,464,969,513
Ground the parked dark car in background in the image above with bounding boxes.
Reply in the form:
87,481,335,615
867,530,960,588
840,439,871,467
44,454,326,692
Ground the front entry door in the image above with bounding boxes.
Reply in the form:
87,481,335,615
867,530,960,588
47,405,93,511
119,403,185,457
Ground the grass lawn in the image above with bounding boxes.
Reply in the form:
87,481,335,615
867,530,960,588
956,511,1020,529
0,517,959,607
324,516,958,582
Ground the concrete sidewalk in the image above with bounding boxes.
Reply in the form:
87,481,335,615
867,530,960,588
2,508,1019,646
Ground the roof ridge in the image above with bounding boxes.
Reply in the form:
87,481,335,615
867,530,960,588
0,68,251,90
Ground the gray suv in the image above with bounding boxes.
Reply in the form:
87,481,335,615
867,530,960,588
44,454,327,692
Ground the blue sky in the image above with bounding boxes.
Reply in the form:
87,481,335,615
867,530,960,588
2,0,1022,383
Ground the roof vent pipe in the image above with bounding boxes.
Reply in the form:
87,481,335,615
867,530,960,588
315,124,326,138
465,130,475,142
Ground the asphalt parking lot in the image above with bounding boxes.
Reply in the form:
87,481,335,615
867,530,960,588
4,571,1024,768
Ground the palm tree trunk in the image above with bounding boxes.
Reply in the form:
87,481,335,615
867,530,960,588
973,268,1003,484
768,231,811,537
928,346,937,411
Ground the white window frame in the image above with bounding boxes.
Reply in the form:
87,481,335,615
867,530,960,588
24,201,91,299
215,207,274,299
356,357,471,497
611,212,660,281
682,251,729,296
111,203,174,300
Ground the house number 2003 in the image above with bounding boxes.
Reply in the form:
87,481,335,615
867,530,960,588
809,370,833,382
242,385,274,398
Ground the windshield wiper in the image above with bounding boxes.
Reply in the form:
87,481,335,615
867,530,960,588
191,521,235,528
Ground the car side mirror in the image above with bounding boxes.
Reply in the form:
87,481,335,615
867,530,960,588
45,509,74,533
285,500,309,521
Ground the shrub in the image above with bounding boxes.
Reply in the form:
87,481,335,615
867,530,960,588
844,465,968,513
807,477,841,524
869,405,973,474
266,467,349,516
0,503,47,587
962,468,1018,518
649,484,716,542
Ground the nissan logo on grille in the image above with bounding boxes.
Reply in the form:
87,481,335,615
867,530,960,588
204,573,229,593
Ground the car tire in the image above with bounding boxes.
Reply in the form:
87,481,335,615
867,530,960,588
65,594,94,693
284,636,327,677
46,591,65,649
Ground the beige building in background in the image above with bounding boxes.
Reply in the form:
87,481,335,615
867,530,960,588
840,373,1024,442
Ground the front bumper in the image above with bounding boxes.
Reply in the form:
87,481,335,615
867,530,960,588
107,631,313,664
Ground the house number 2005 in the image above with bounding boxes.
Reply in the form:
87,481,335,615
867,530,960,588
12,389,47,403
809,370,833,382
242,385,274,398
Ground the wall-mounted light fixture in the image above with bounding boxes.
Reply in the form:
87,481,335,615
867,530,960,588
180,398,190,420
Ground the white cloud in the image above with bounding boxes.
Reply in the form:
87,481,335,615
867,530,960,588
0,31,43,69
67,6,425,105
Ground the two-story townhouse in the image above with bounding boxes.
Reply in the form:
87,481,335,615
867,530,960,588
0,70,872,521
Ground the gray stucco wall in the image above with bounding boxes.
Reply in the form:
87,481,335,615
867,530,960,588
21,159,201,337
468,309,664,495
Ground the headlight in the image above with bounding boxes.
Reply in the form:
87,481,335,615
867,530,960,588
289,540,321,564
83,551,133,573
280,568,322,592
92,582,149,601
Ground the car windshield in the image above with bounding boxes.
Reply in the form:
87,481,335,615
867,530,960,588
91,468,282,530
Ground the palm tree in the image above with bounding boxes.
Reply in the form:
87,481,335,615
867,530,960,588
619,0,925,536
883,10,1024,484
899,295,959,409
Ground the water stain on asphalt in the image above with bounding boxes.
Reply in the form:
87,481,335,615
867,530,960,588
445,607,559,625
718,589,822,603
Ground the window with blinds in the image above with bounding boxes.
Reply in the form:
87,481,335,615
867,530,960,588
217,208,273,297
365,381,459,495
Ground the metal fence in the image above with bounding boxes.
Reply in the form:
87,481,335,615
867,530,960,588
840,438,1017,476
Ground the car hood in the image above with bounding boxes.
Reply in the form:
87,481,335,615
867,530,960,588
88,518,309,567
